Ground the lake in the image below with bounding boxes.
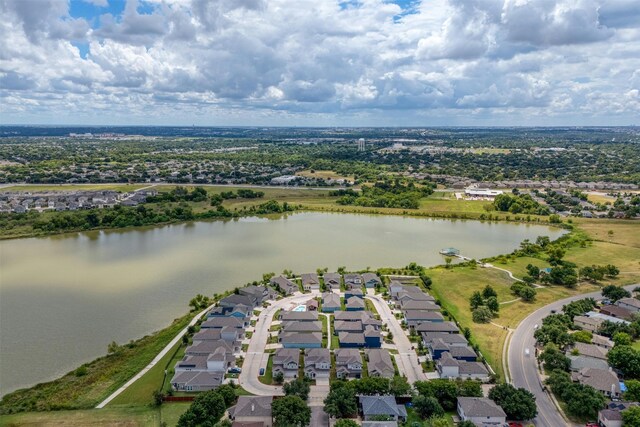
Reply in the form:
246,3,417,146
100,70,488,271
0,212,564,395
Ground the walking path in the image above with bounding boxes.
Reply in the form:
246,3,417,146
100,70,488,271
96,302,216,408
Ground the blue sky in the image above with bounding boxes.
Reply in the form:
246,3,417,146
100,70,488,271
1,0,639,126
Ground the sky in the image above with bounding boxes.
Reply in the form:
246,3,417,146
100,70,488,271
0,0,639,127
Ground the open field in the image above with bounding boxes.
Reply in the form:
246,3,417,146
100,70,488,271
0,184,148,193
0,314,193,414
295,169,354,181
0,406,159,426
574,218,640,248
428,265,600,380
108,339,184,406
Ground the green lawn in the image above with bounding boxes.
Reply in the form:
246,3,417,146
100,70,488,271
0,314,193,414
0,406,159,426
109,340,185,406
159,402,190,426
258,355,274,385
428,265,600,380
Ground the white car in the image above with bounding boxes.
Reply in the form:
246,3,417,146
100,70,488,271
525,348,530,357
534,324,539,330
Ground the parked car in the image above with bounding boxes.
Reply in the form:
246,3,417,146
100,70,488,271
259,368,265,376
228,367,242,374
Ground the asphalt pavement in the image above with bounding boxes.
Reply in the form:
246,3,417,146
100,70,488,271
508,284,637,427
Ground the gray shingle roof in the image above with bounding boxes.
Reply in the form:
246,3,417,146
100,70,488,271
359,395,407,418
230,396,273,418
458,397,506,418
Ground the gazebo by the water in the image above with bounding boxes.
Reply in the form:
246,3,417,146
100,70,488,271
439,247,460,256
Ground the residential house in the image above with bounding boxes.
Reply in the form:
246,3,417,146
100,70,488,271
592,334,614,350
362,272,381,289
239,285,274,305
400,299,436,311
334,311,381,329
436,352,490,381
574,315,605,332
281,321,323,334
421,332,469,348
585,311,631,325
617,297,640,313
322,292,342,312
272,348,300,378
334,348,363,379
600,305,635,321
200,316,247,331
598,403,640,427
366,349,395,378
280,311,319,322
207,305,249,320
346,296,365,311
219,294,256,309
301,273,320,292
415,321,459,334
344,273,362,289
305,299,319,311
457,397,507,426
338,332,366,347
404,310,444,327
323,272,342,290
185,340,236,356
304,348,331,379
171,371,223,392
428,339,476,361
397,292,437,308
334,320,364,334
568,355,610,372
280,332,323,348
362,422,398,427
270,275,298,295
572,368,621,398
359,395,407,422
229,396,273,427
345,288,364,299
571,342,609,360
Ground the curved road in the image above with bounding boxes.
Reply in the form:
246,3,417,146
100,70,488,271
508,284,637,427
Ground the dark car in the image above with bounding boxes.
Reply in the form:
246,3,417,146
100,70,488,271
259,368,265,376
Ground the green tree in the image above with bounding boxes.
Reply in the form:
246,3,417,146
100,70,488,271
539,344,571,372
469,291,484,310
608,345,640,378
572,330,593,344
272,395,311,427
457,380,483,397
488,383,538,421
389,376,412,397
613,332,632,346
622,406,640,427
457,421,477,427
623,379,640,402
177,389,226,427
413,395,444,419
414,379,459,411
324,385,358,418
283,378,310,401
602,285,631,302
482,285,497,299
486,296,500,313
519,286,537,302
334,420,359,427
472,306,494,323
273,371,284,385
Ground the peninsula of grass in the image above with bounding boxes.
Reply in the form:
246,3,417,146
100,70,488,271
0,313,193,414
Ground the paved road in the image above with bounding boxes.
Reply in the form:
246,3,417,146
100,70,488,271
238,292,318,396
366,294,426,384
96,302,216,408
508,284,637,427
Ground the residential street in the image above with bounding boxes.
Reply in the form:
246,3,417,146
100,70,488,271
238,291,318,396
508,284,637,427
366,294,427,384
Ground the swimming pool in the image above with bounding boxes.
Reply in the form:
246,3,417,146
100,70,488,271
292,305,307,312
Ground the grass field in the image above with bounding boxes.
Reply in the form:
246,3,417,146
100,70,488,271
0,406,159,426
0,314,193,414
0,184,148,193
428,265,600,380
295,169,354,181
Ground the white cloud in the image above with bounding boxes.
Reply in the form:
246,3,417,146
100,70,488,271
0,0,639,125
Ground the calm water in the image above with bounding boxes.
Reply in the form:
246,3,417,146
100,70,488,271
0,213,564,395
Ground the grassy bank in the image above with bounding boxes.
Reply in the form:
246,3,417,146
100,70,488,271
0,314,193,414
